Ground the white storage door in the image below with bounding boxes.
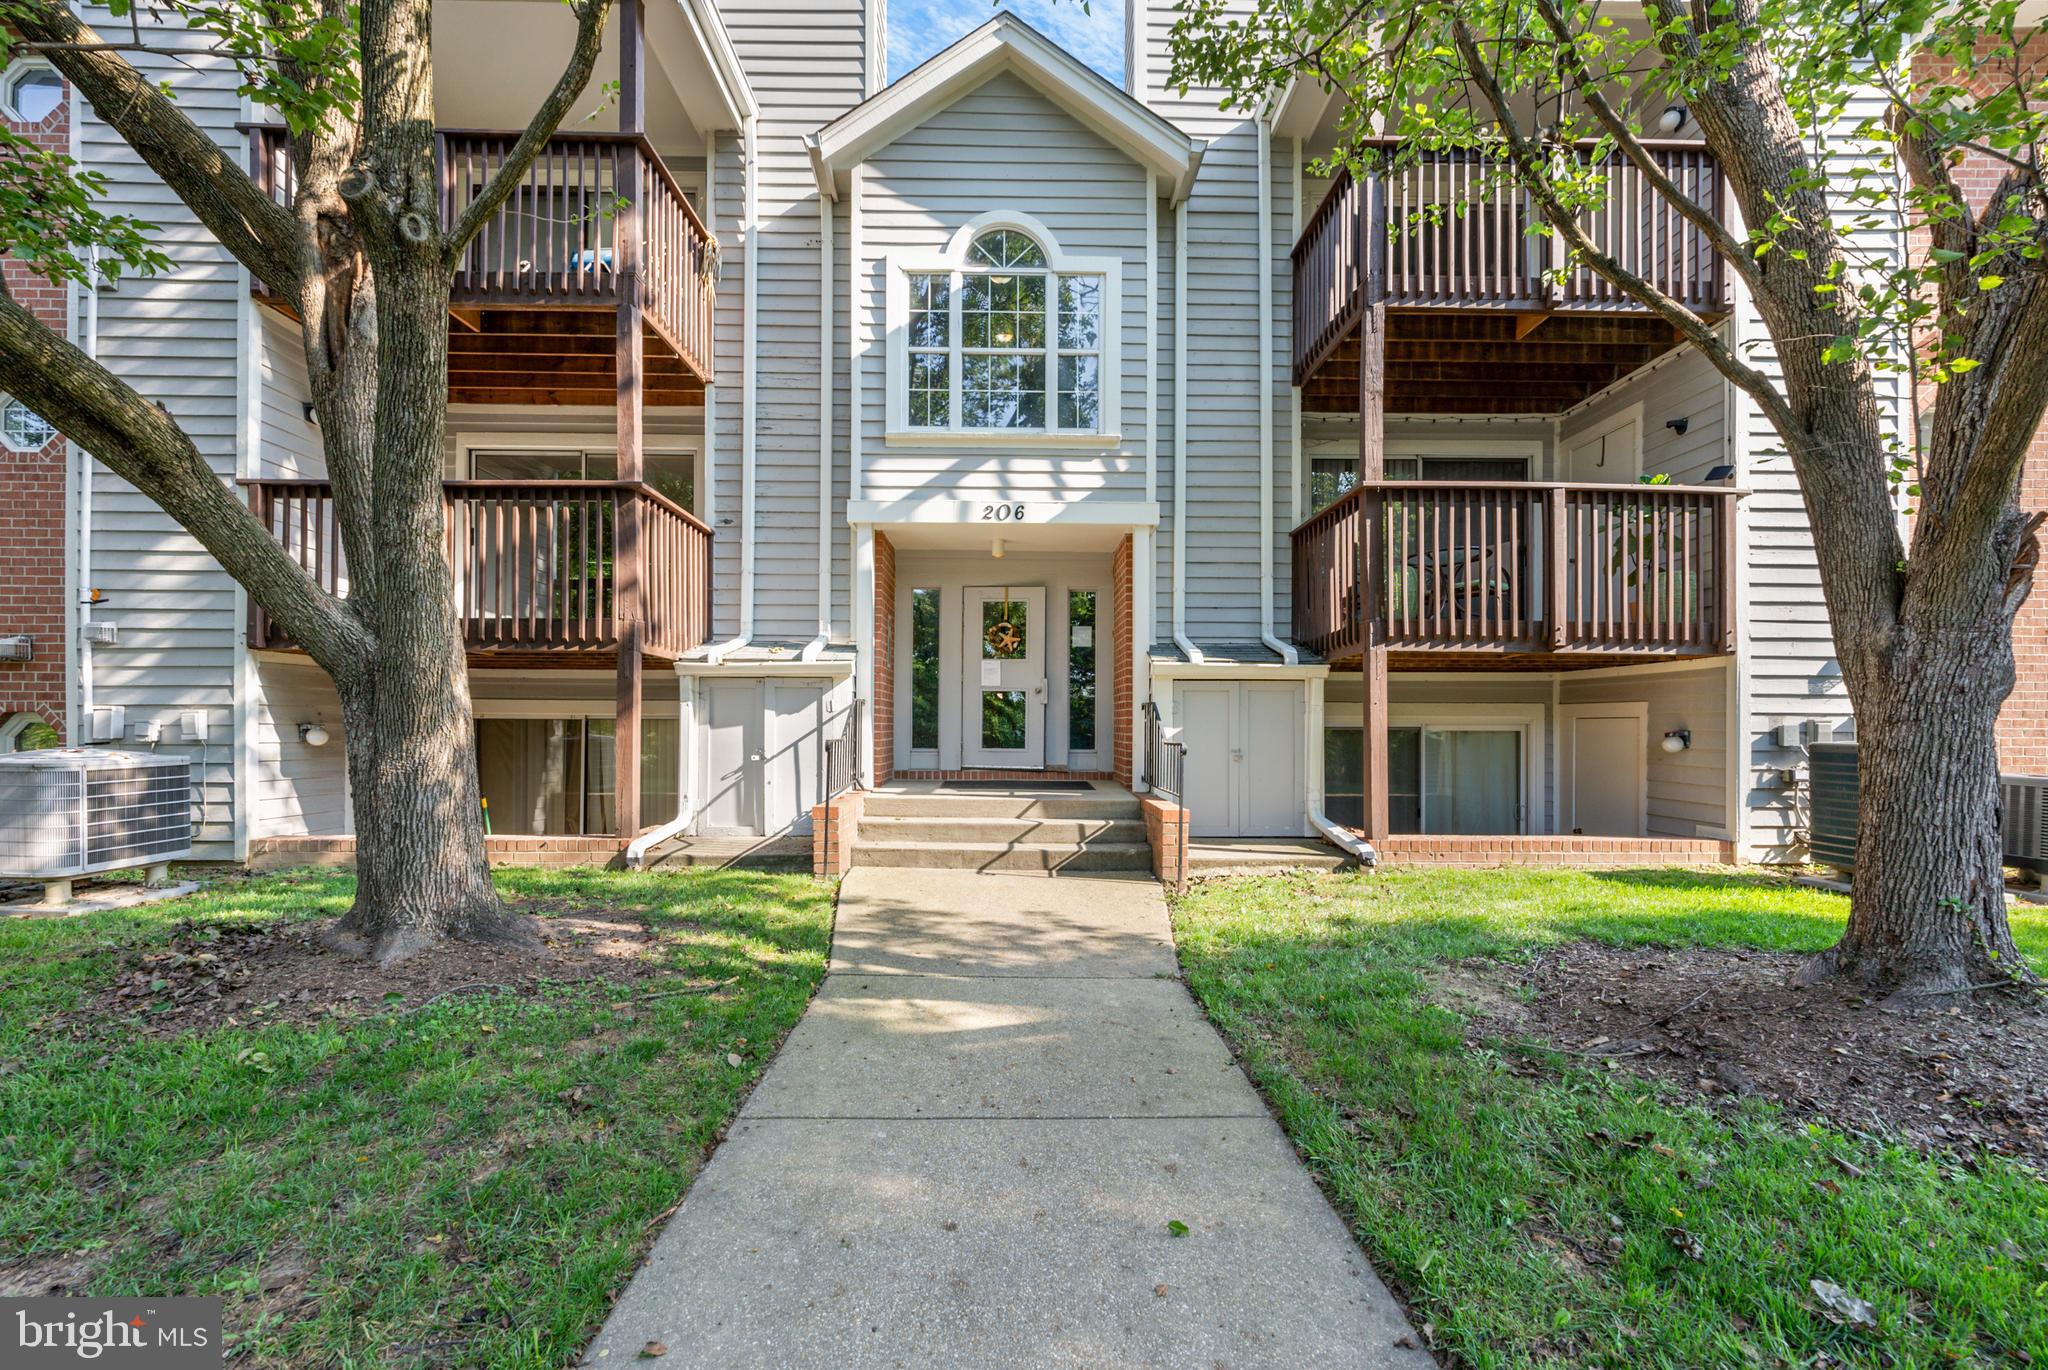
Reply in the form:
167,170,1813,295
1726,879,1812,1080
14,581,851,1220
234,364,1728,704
1241,684,1303,836
699,681,761,836
1170,681,1305,838
1174,683,1237,838
765,682,827,837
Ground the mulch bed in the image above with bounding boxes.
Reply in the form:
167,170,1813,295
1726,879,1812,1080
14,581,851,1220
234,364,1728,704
1457,943,2048,1165
58,903,673,1038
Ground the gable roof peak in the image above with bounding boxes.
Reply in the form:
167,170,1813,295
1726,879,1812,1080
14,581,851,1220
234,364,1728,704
806,10,1204,204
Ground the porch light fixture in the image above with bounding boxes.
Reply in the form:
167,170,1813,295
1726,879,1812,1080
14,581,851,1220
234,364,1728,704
301,401,319,426
1658,103,1690,133
299,722,330,748
1661,729,1691,754
1664,416,1689,435
991,538,1007,560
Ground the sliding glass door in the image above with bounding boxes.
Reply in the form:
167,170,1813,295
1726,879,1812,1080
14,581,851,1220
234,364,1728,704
1324,724,1525,834
475,717,680,836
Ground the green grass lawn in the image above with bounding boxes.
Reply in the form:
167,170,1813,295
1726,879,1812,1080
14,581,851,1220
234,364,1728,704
0,867,834,1368
1172,868,2048,1369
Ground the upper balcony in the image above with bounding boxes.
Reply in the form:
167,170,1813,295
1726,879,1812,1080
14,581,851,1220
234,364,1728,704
1293,142,1730,414
247,126,714,402
243,478,713,665
1293,480,1737,669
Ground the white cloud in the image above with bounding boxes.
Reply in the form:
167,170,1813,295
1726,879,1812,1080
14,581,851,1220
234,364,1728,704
888,0,1124,85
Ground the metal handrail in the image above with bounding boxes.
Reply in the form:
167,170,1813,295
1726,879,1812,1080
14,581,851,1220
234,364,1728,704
1142,701,1189,886
817,698,863,875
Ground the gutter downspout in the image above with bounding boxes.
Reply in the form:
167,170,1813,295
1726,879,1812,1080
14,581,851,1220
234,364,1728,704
705,115,760,665
624,674,697,867
1305,673,1376,865
1256,116,1299,669
1170,199,1201,665
800,187,833,662
74,244,100,743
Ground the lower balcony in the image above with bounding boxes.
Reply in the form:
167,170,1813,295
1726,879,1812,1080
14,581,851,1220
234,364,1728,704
244,479,713,664
1293,481,1737,668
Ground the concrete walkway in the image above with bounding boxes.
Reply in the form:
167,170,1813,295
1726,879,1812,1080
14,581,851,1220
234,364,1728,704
583,868,1431,1368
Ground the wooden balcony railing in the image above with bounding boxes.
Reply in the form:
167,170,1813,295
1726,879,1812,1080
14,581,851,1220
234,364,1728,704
247,126,715,380
244,479,713,658
1292,481,1737,661
1293,142,1727,382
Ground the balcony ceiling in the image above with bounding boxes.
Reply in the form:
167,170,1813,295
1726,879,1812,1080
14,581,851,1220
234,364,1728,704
433,0,745,156
1303,312,1687,416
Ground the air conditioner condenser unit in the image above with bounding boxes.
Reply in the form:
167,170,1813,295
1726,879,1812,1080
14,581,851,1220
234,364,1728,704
0,750,193,905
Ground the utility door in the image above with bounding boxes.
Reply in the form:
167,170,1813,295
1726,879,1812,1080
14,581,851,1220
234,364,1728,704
764,682,827,836
1559,704,1647,836
962,586,1048,769
1170,681,1304,838
699,680,762,836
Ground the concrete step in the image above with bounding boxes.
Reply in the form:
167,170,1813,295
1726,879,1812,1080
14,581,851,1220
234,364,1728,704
859,815,1148,845
1188,840,1353,876
854,840,1156,873
862,793,1141,821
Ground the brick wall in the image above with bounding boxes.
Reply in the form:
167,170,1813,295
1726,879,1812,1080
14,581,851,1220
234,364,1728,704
1112,534,1133,787
1377,835,1737,868
0,62,69,742
872,532,895,786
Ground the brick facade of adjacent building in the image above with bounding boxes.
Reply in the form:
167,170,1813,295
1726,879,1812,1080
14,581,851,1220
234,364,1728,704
0,58,69,744
1112,534,1132,788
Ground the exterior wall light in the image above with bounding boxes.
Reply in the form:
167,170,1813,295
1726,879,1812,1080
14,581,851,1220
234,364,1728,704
299,723,331,747
1661,729,1692,754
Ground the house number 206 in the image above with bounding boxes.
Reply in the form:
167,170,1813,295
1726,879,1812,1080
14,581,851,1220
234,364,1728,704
980,504,1027,522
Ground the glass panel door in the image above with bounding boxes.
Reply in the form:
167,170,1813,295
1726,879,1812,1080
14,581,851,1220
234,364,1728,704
1421,728,1522,834
961,585,1047,768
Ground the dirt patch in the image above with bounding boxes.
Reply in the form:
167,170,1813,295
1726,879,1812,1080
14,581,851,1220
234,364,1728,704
1459,943,2048,1164
60,903,676,1037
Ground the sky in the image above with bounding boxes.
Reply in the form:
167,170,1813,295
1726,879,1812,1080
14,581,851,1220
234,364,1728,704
887,0,1125,86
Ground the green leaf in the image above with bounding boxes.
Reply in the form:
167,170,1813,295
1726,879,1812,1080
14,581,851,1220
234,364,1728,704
1950,358,1982,373
1979,275,2005,290
1166,1219,1190,1238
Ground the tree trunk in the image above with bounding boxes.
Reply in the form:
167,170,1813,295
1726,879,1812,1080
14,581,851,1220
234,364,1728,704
1811,583,2036,999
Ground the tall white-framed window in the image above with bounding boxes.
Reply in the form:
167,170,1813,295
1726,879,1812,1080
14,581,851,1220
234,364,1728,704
887,211,1121,444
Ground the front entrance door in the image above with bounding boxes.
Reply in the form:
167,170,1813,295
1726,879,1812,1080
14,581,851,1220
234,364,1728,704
962,585,1048,769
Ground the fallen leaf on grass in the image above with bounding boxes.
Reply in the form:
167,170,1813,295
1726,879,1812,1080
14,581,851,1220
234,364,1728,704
1667,1227,1705,1261
1810,1279,1877,1328
726,1053,744,1068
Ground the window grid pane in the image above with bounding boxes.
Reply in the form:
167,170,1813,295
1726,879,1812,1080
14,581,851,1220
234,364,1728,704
1068,590,1097,751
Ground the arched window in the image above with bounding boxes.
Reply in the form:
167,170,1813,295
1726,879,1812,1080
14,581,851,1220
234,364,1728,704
888,214,1120,441
0,713,60,753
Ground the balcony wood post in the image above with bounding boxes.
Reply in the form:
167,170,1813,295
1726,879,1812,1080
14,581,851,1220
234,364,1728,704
612,0,648,840
1546,487,1569,650
1357,172,1391,843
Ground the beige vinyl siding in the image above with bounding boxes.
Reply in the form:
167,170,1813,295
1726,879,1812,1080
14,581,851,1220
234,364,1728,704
1559,662,1732,839
856,71,1151,501
1734,90,1902,861
248,657,347,838
713,0,867,642
77,11,246,855
256,312,324,478
1139,0,1293,643
1562,344,1728,485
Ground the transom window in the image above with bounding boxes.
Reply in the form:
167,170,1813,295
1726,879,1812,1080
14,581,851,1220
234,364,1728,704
891,218,1119,441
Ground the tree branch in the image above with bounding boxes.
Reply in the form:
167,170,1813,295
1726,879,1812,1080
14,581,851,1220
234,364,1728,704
10,2,301,292
0,292,367,676
445,0,616,260
1447,15,1804,440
